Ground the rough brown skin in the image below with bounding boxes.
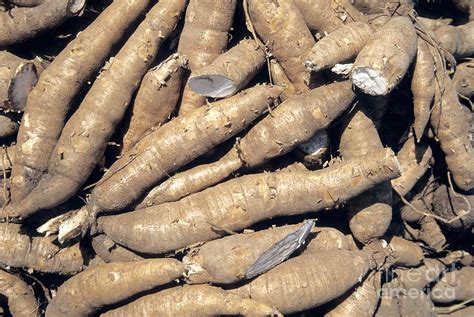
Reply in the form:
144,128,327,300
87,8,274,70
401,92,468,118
0,112,18,138
293,0,366,35
121,53,188,153
247,0,316,92
91,234,143,263
430,267,474,304
431,75,474,191
6,0,44,7
0,179,10,207
234,81,356,168
453,60,473,98
326,272,381,317
435,22,474,58
388,236,424,267
380,280,437,317
432,184,473,231
404,217,446,252
352,17,417,96
97,148,401,254
417,217,446,250
374,293,400,317
350,0,414,14
232,250,372,314
305,22,374,72
392,252,466,290
398,289,436,317
0,223,86,274
0,269,39,317
45,259,185,317
54,85,282,242
11,0,151,204
8,0,187,221
412,40,435,142
136,80,356,210
136,146,312,210
183,224,349,284
0,51,37,112
269,59,296,100
101,285,281,317
401,180,446,251
189,39,266,98
392,135,433,198
339,102,392,244
135,149,242,209
177,0,237,115
400,175,436,223
0,0,85,46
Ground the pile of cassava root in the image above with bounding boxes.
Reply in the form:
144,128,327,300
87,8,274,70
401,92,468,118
0,0,473,315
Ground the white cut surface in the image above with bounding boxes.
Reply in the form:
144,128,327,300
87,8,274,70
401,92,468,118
189,75,237,98
69,0,87,14
304,60,320,72
331,63,353,76
352,67,388,96
11,63,37,111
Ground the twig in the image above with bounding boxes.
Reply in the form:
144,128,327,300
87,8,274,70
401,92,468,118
242,0,273,85
396,189,469,224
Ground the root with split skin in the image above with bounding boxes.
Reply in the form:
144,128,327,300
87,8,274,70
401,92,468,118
51,85,282,243
121,53,188,153
0,223,86,274
247,0,317,92
95,148,400,254
137,81,355,210
45,259,185,317
7,0,187,221
11,0,151,204
101,285,281,317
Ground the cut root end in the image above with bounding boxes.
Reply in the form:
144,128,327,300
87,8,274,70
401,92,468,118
56,208,92,244
67,0,87,15
188,75,237,98
351,67,389,96
331,63,353,76
9,63,37,112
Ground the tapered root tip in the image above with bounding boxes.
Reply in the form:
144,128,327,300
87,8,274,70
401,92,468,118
188,75,237,98
351,67,388,96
